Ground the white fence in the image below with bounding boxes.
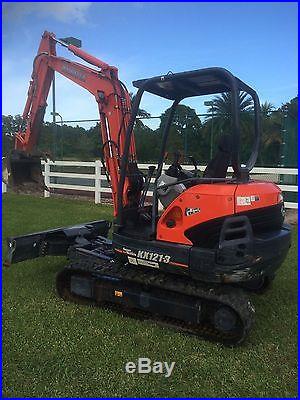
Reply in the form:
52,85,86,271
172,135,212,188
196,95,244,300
2,160,297,209
32,160,298,209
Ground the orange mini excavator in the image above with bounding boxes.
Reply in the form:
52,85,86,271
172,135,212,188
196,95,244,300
5,31,291,345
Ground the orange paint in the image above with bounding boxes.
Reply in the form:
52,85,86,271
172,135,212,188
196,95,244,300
157,181,281,245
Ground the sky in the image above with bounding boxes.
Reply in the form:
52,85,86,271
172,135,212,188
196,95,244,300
2,2,298,130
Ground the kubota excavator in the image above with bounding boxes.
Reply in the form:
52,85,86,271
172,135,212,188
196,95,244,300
4,31,291,345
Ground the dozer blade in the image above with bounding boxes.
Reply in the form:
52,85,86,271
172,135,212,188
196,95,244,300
3,151,46,193
5,220,111,266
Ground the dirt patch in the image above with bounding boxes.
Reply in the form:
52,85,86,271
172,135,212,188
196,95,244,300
285,209,298,225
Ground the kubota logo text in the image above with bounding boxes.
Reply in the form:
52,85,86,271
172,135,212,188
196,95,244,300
62,64,86,81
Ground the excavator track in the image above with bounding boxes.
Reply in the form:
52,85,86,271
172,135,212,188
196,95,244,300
56,249,255,345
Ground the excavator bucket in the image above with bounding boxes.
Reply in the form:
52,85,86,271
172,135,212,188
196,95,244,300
3,151,46,193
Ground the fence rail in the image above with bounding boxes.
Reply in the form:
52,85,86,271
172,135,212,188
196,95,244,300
3,160,297,209
36,160,299,209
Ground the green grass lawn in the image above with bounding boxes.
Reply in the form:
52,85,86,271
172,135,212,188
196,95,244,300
2,193,298,398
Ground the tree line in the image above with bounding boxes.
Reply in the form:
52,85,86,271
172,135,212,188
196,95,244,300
2,94,298,167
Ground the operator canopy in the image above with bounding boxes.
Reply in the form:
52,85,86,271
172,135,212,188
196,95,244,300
133,67,256,100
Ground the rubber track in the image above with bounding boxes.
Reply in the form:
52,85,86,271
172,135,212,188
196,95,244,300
57,252,255,345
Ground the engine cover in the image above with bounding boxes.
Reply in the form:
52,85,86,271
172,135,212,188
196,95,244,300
156,180,282,245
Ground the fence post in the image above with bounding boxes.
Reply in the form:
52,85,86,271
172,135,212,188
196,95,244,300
2,181,7,193
44,160,50,198
95,160,101,204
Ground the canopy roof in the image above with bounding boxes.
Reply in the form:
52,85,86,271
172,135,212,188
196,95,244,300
133,67,253,100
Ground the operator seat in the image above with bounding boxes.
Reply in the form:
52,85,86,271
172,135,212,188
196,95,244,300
203,134,232,179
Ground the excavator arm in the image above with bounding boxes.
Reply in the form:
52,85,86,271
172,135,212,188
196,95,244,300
7,31,141,215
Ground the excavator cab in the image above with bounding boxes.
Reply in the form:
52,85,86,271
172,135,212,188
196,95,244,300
116,67,261,231
112,67,290,291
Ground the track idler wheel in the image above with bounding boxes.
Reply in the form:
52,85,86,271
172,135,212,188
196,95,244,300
213,306,238,333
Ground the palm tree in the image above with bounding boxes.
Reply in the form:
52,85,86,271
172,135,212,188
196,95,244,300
260,101,275,118
203,92,254,162
209,91,253,113
205,91,254,134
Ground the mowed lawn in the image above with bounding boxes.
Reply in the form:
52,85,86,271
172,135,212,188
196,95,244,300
2,193,298,398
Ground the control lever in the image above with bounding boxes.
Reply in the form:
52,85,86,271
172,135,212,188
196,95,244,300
188,155,198,176
139,165,156,208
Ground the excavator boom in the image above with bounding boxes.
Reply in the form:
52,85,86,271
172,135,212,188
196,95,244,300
5,31,140,216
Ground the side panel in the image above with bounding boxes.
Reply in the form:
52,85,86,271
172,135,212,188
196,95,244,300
156,183,237,245
234,181,280,213
113,233,191,275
